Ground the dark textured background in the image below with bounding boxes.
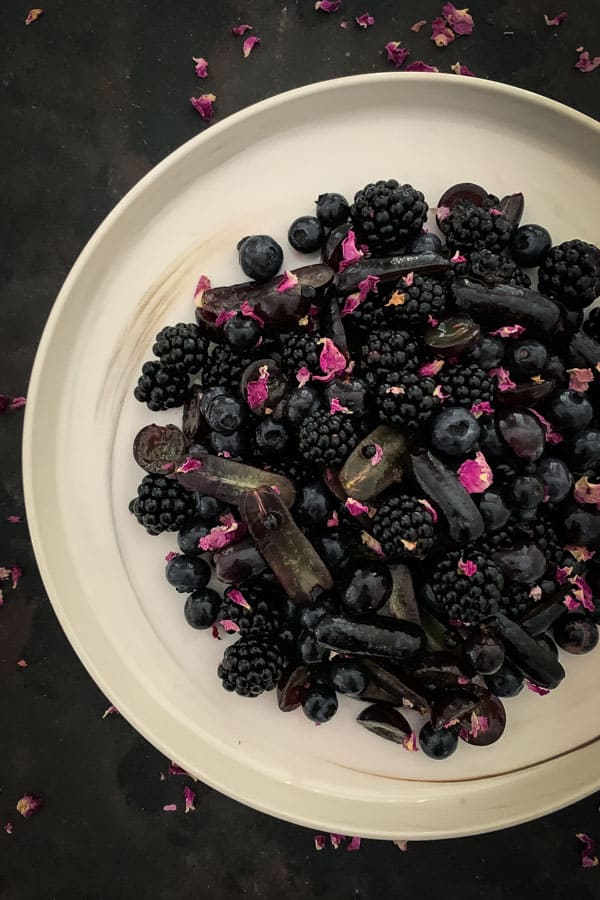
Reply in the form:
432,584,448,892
2,1,600,897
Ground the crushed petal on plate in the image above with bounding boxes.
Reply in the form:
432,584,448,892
574,475,600,506
232,24,253,35
544,11,568,25
16,794,43,818
345,497,370,517
418,498,438,523
457,557,478,577
183,785,196,813
7,515,22,524
361,531,385,557
577,833,600,868
442,3,475,35
431,16,455,47
276,270,299,292
489,367,516,392
243,35,261,57
314,834,326,850
102,704,119,718
347,836,362,851
411,19,427,31
192,56,208,78
163,804,177,812
419,359,445,377
450,61,475,75
393,839,408,851
25,8,43,24
315,0,342,10
567,367,594,392
194,274,211,300
489,324,526,338
575,49,600,72
527,682,550,696
190,93,216,121
356,13,374,28
385,41,410,68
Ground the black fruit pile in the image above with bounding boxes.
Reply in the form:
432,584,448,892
129,179,600,761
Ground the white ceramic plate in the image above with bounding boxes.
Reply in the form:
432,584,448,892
23,74,600,840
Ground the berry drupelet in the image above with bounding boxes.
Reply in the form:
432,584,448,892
376,373,440,431
458,249,531,288
383,275,449,329
426,550,504,624
297,410,361,468
218,583,285,637
351,179,428,252
134,361,189,411
371,495,436,561
218,636,286,697
129,474,196,535
360,328,419,387
439,361,493,409
152,323,208,374
280,331,322,376
440,199,512,254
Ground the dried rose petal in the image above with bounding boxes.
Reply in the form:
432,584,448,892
393,839,409,851
317,338,347,380
4,822,13,835
190,93,216,121
314,834,326,850
433,384,450,402
345,497,370,517
17,659,28,668
418,498,438,523
565,545,595,562
211,624,221,640
295,367,312,388
567,367,594,393
450,250,467,263
570,574,595,612
338,230,364,272
329,397,352,415
419,359,445,377
370,443,384,467
385,41,410,69
194,274,211,300
489,324,526,339
214,309,237,328
442,3,475,35
228,588,252,610
458,557,478,577
404,59,440,72
470,401,494,418
575,49,600,72
489,367,516,392
450,62,475,76
167,762,188,776
411,19,427,31
177,457,203,474
327,511,339,528
276,270,299,293
577,833,600,868
526,682,550,696
243,35,261,57
184,786,196,813
315,0,342,10
9,396,26,409
457,676,471,685
163,804,177,812
341,293,362,317
357,274,380,300
199,519,246,552
529,585,543,601
232,24,253,35
3,566,23,590
164,551,178,562
246,365,270,411
563,594,581,611
25,8,43,24
240,300,265,326
347,836,362,851
527,408,563,444
402,731,419,751
193,56,208,78
7,515,21,524
386,291,406,308
16,794,43,818
574,475,600,506
431,16,455,47
219,619,242,633
329,833,345,848
102,704,119,718
356,13,374,28
386,385,405,396
361,531,385,558
555,564,573,585
544,11,567,25
468,712,489,738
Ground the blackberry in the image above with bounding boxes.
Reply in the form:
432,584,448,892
351,179,428,252
583,306,600,343
371,495,436,560
439,362,493,409
440,199,512,254
218,583,284,637
427,550,504,624
360,329,419,387
457,250,531,288
498,584,533,623
376,372,439,431
339,292,386,339
202,344,257,391
129,474,196,535
218,635,286,697
281,331,322,376
134,361,188,411
382,275,448,329
538,239,600,310
152,323,208,374
298,410,361,468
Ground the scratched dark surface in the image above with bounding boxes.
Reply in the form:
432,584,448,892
2,1,600,897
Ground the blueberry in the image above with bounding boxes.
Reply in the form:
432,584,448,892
199,386,228,416
297,630,328,664
284,386,321,426
224,316,261,351
184,588,221,629
165,554,211,593
313,530,351,570
288,216,325,253
478,416,505,460
300,594,339,631
329,658,367,695
478,491,511,531
315,192,350,228
484,660,524,697
406,231,444,255
473,336,505,371
205,395,245,435
194,493,225,521
463,631,505,675
341,563,392,615
569,430,600,473
254,419,290,457
210,429,246,459
508,474,545,511
546,389,594,433
238,234,283,282
295,481,334,528
554,613,599,654
509,223,552,268
509,340,548,377
302,684,338,723
419,721,459,760
431,408,481,457
177,518,212,556
536,457,573,503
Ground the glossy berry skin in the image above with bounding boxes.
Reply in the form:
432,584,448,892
205,395,245,435
478,491,511,531
419,721,459,760
431,408,480,457
484,660,524,697
473,336,505,371
165,554,211,593
313,530,351,570
194,493,226,521
329,658,367,695
569,430,600,473
297,630,328,664
294,481,334,528
509,340,548,377
546,389,594,433
554,614,599,654
288,216,325,253
536,457,573,503
210,429,246,459
224,316,261,351
238,235,283,282
284,386,321,426
509,224,552,268
316,193,350,228
299,594,339,632
407,232,444,255
254,419,290,456
302,685,339,723
177,519,212,557
508,475,545,511
463,632,505,675
478,417,505,460
184,588,221,629
341,563,393,615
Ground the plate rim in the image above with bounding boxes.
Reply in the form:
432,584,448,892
22,72,600,839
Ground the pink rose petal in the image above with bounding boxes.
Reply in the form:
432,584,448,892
567,367,594,393
442,3,475,35
574,475,600,506
184,785,196,813
228,588,252,610
457,453,493,494
431,16,455,47
489,367,516,392
575,49,600,72
402,731,419,752
102,705,119,718
470,400,494,418
450,62,475,76
315,0,342,10
341,293,362,317
314,834,326,850
214,309,237,328
457,557,478,577
25,8,43,25
570,574,595,612
563,594,581,611
418,498,438,523
163,804,177,812
565,545,595,562
192,56,208,78
489,324,526,339
330,833,345,849
243,35,261,58
468,712,488,738
199,518,246,552
457,676,471,685
338,230,364,273
9,396,26,409
327,511,339,528
529,585,543,601
177,457,203,474
544,11,567,25
526,682,550,696
17,658,28,668
433,384,450,402
345,497,370,517
167,762,189,776
386,385,405,396
370,443,384,466
527,408,563,444
276,270,299,293
246,365,270,411
329,397,352,415
577,833,600,868
361,531,385,558
240,300,265,327
385,41,410,69
357,274,380,300
317,338,347,380
555,564,573,585
16,794,43,818
411,19,427,32
4,822,13,835
296,366,312,387
194,274,211,299
404,60,439,72
393,839,409,851
450,250,467,262
165,551,178,562
356,13,374,28
347,836,362,852
190,93,216,121
7,516,22,524
219,619,241,633
232,24,253,35
419,359,445,377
